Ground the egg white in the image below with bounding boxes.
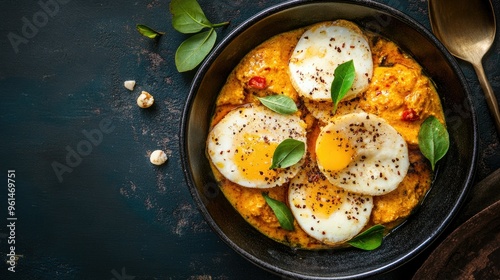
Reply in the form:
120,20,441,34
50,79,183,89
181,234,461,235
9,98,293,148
316,112,410,196
289,162,373,244
289,20,373,102
303,98,362,122
207,104,307,188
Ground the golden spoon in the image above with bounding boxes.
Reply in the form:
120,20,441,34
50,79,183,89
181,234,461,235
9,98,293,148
429,0,500,135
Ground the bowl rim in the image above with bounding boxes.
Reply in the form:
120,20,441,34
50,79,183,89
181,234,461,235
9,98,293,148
180,0,478,278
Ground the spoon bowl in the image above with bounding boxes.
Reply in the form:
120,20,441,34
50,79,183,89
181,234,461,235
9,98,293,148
429,0,500,135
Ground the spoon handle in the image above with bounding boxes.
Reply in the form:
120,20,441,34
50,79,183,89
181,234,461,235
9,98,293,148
472,61,500,136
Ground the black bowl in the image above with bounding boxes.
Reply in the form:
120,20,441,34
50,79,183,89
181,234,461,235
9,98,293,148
180,0,477,278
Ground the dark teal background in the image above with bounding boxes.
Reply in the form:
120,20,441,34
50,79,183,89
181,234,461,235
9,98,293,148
0,0,499,279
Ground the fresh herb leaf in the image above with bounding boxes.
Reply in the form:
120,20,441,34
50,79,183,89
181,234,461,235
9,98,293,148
170,0,211,33
170,0,229,34
331,60,356,114
348,224,385,250
136,24,164,39
175,29,217,72
270,139,305,169
262,193,294,231
418,116,449,171
257,95,298,115
169,0,229,72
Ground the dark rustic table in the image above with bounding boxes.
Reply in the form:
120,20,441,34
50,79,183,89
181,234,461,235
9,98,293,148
1,0,499,279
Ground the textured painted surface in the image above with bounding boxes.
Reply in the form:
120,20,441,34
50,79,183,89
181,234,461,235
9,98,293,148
0,0,498,279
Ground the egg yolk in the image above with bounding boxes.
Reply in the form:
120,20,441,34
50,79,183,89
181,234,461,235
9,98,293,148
304,181,346,219
316,131,354,171
233,133,278,182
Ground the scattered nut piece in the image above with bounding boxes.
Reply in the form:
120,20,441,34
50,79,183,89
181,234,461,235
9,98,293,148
150,150,168,165
137,91,154,108
124,80,136,91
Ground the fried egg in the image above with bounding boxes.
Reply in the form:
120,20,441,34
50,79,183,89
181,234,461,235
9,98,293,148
315,112,409,196
207,104,307,188
289,163,373,244
289,20,373,102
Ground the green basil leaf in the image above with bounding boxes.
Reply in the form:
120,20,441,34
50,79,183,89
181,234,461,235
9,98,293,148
169,0,229,73
170,0,212,33
262,193,294,231
136,24,164,39
331,59,356,114
348,224,385,250
270,139,305,169
418,116,450,171
170,0,228,34
257,95,298,115
175,29,217,72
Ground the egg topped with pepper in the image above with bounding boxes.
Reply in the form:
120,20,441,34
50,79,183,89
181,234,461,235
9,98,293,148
289,20,373,102
207,104,307,188
289,162,374,245
316,112,409,196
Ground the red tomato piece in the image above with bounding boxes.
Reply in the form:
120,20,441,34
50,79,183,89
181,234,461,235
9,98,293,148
401,108,419,121
248,76,267,89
